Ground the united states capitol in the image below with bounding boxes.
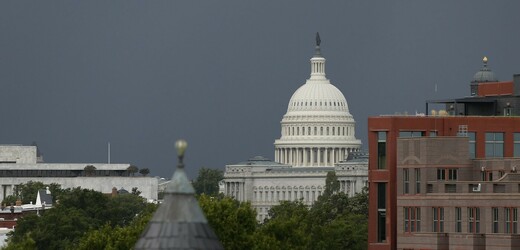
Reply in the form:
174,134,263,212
222,34,368,221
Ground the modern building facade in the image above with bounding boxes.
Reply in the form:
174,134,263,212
0,145,158,201
368,58,520,250
224,35,367,221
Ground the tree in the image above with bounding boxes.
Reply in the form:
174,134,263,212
192,167,223,196
139,168,150,176
323,171,340,197
83,165,96,177
258,200,311,249
127,165,139,176
2,181,63,205
198,194,257,250
4,187,154,250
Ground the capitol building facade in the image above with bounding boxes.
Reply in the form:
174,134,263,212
223,36,368,221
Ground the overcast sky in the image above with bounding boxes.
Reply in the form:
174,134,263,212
1,1,520,178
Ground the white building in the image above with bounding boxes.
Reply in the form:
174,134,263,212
0,145,158,201
224,35,368,221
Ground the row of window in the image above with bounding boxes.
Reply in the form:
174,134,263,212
403,168,421,194
377,131,520,171
403,207,518,234
254,190,321,203
291,100,346,108
284,125,352,137
0,169,128,177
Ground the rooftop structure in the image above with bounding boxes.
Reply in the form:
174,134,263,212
368,59,520,250
135,140,223,250
0,145,158,201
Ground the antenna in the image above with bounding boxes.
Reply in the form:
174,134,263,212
108,142,111,164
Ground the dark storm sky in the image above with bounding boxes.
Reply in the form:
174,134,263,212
1,1,520,178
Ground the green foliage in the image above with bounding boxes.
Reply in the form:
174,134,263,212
76,204,156,250
259,200,310,249
198,194,256,250
127,165,139,176
2,181,63,205
3,186,153,250
257,188,368,250
139,168,150,176
192,167,223,196
323,171,340,197
83,165,96,176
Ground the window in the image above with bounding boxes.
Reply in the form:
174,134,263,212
437,169,445,180
432,207,444,232
486,132,504,157
415,168,421,194
468,207,480,233
404,207,421,233
377,183,387,242
455,207,462,232
437,168,457,181
482,171,493,181
514,133,520,157
468,132,476,159
505,107,513,116
449,169,458,180
493,207,499,233
505,208,518,234
403,169,410,194
399,131,424,138
377,132,387,169
430,131,437,137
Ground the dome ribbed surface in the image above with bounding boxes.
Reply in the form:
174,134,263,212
472,68,497,83
287,81,349,113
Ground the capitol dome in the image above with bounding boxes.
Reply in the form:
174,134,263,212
286,79,350,114
274,34,361,167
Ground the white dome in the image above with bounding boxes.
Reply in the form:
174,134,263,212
287,80,350,114
274,40,361,168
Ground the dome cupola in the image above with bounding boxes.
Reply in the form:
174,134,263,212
472,56,498,83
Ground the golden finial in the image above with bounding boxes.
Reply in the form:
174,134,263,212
483,56,488,63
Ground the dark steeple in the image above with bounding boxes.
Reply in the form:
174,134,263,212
134,140,223,250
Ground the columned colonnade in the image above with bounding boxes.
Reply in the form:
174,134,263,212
225,181,245,201
274,147,357,166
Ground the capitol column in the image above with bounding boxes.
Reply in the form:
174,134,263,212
317,148,321,166
325,148,328,165
310,148,314,166
303,148,307,166
332,148,336,165
296,148,300,166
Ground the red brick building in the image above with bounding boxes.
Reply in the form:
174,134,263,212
368,59,520,249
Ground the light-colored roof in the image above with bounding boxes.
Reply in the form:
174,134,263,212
0,163,129,170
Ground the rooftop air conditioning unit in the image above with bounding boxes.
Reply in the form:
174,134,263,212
472,183,481,192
